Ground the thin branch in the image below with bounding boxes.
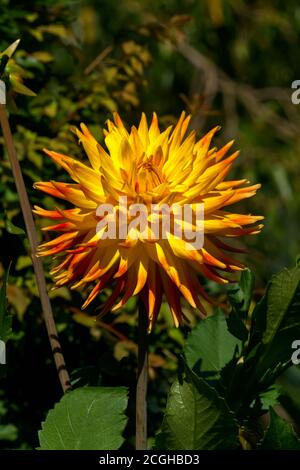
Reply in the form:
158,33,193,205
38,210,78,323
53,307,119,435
0,103,71,393
84,45,113,75
171,32,300,139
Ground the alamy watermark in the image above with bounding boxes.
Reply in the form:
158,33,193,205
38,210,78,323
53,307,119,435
0,340,6,365
95,197,204,250
291,340,300,365
0,80,6,105
291,80,300,104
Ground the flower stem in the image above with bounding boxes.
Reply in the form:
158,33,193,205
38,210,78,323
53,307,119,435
0,103,71,394
136,300,148,450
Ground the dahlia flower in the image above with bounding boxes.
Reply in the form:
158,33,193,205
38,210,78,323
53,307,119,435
34,112,263,330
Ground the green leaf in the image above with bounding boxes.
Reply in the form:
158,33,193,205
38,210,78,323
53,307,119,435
0,424,18,441
225,263,300,413
5,219,25,236
15,255,32,271
227,269,254,318
247,295,267,351
259,385,281,410
226,309,249,342
38,387,128,450
253,263,300,381
156,369,239,450
9,78,36,96
260,409,300,450
0,39,20,59
226,269,252,341
263,265,300,344
184,309,240,378
0,267,12,343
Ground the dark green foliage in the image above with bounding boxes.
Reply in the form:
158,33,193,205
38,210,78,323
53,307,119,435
153,261,300,449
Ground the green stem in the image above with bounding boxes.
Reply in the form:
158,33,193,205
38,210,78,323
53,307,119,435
136,301,148,450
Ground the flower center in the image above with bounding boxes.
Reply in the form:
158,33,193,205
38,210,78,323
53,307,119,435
137,156,162,191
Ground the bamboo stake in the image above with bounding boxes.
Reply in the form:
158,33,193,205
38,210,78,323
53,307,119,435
0,99,71,393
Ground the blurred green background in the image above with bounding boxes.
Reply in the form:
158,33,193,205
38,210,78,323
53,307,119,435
0,0,300,449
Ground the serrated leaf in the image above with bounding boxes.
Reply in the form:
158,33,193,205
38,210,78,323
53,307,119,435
254,263,300,381
184,309,240,378
259,385,281,410
263,265,300,344
156,369,239,450
38,387,128,450
260,409,300,450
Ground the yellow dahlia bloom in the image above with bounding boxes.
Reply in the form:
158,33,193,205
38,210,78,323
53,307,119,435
34,112,263,330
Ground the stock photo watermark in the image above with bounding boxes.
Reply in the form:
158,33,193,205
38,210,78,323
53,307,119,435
95,196,205,250
291,80,300,104
0,340,6,365
291,340,300,365
0,80,6,105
